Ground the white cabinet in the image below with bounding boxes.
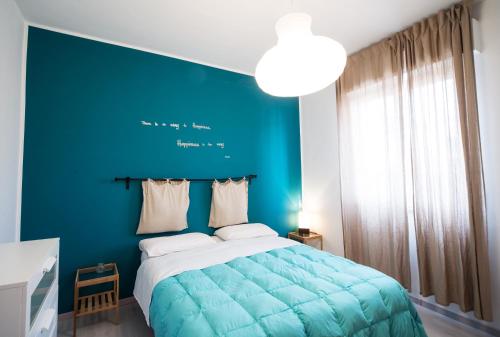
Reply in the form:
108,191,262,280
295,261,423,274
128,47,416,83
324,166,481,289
0,238,59,337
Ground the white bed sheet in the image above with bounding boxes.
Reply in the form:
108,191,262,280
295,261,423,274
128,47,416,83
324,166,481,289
134,236,299,323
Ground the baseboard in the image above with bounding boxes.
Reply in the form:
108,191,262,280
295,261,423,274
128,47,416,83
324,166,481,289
58,296,137,320
410,295,500,336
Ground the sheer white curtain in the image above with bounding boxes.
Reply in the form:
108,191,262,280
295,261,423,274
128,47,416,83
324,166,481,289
338,50,411,288
409,58,473,308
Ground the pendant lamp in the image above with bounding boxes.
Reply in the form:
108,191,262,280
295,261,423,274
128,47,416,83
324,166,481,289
255,13,347,97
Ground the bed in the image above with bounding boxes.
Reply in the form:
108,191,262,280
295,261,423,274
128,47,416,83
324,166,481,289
134,236,427,337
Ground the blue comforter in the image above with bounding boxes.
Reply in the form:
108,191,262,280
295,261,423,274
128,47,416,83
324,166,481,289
150,244,427,337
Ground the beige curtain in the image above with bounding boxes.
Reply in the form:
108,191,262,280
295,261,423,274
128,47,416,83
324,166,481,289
337,3,492,320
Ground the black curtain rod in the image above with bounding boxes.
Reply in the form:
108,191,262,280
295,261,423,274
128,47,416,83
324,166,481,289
114,174,257,190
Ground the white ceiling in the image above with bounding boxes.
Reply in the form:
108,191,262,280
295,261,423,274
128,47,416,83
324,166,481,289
15,0,459,75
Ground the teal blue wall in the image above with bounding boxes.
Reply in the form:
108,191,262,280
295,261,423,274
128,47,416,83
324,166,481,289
21,27,302,313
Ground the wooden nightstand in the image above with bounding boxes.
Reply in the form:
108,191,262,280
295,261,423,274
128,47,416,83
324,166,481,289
73,263,119,337
288,232,323,250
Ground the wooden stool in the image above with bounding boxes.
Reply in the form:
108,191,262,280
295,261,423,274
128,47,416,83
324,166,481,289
73,263,119,337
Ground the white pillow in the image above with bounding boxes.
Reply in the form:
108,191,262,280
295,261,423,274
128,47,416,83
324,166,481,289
211,236,224,243
208,179,248,228
214,223,278,241
139,233,216,258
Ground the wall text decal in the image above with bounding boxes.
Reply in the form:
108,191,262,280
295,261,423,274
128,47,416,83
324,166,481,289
141,120,229,158
141,120,211,131
176,140,200,148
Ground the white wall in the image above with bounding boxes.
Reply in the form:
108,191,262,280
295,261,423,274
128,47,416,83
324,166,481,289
0,0,25,243
473,0,500,329
299,84,344,256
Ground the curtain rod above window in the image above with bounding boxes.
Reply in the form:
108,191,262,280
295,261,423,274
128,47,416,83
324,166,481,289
114,174,257,190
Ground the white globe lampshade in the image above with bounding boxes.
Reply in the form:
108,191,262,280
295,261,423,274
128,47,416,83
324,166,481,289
255,13,347,97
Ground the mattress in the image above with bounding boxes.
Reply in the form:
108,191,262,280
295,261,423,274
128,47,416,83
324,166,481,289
134,237,427,337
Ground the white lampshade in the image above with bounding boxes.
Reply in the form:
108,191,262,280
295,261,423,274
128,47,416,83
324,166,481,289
255,13,347,97
298,210,309,229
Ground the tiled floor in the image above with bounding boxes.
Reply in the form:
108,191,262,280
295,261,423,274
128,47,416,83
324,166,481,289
416,305,493,337
58,301,494,337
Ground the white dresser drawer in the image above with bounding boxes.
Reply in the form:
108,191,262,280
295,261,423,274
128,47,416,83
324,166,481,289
28,247,58,297
32,308,57,337
29,284,58,337
0,238,59,337
29,255,58,328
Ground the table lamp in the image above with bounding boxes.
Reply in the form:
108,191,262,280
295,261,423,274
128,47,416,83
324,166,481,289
298,210,310,236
